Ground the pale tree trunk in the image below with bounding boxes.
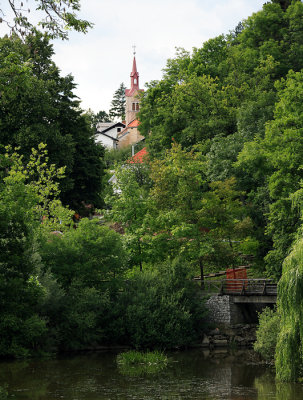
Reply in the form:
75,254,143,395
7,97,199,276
199,258,204,289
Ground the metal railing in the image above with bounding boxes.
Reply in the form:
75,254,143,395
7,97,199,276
202,279,277,296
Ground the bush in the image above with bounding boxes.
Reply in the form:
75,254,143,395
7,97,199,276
254,307,280,361
120,258,207,349
0,385,8,400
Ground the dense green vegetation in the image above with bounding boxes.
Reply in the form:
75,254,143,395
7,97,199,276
139,0,303,279
135,0,303,381
117,350,168,376
3,0,303,382
0,33,105,213
254,307,280,361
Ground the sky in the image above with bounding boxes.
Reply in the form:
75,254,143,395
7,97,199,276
2,0,266,113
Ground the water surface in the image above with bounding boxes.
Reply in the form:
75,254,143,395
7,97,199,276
0,349,302,399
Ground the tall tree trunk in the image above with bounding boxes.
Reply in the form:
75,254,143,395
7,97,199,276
138,239,143,272
199,258,204,289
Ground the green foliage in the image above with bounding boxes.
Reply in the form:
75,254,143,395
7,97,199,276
50,284,110,351
0,33,105,212
109,83,126,121
104,146,133,169
2,0,92,40
117,350,168,376
38,218,127,350
254,307,280,361
237,69,303,278
0,385,8,400
41,218,126,290
276,237,303,381
145,143,255,277
0,145,71,357
137,0,303,278
85,109,112,128
105,162,152,270
120,258,207,349
117,350,167,365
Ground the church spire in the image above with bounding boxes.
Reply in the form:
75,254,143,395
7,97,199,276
124,46,144,128
130,46,139,90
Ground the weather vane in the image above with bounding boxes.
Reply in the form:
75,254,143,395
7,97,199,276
132,45,136,56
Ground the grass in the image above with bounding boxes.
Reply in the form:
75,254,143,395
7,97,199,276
116,350,168,376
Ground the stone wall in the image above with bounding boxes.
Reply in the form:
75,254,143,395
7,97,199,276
117,127,144,148
206,295,247,325
206,295,232,324
125,92,140,126
206,294,273,325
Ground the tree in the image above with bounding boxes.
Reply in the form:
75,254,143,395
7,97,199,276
0,0,92,40
105,162,152,271
0,33,105,212
0,144,72,357
146,143,255,284
237,69,303,279
138,0,303,277
109,83,126,121
93,110,111,125
85,109,112,128
121,258,207,349
275,236,303,381
41,218,127,290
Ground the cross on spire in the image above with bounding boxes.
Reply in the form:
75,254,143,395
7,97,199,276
132,45,136,56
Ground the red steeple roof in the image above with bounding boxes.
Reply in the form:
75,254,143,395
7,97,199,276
131,56,138,77
125,56,140,97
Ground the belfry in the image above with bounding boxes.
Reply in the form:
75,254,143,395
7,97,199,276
117,48,145,148
95,48,145,149
125,54,141,126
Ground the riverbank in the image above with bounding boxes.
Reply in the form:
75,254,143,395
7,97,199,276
199,323,257,349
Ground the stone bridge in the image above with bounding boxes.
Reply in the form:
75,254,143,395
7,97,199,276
203,279,277,325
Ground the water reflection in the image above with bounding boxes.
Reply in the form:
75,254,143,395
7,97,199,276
0,349,302,399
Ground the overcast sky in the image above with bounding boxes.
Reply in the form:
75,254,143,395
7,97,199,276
2,0,266,113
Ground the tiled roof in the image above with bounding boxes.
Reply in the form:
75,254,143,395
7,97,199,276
131,56,138,77
125,87,144,97
128,119,140,128
128,147,148,164
96,122,114,130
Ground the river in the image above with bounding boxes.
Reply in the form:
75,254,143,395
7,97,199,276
0,349,303,399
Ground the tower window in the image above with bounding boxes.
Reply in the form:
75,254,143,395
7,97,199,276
136,103,140,111
117,128,121,132
132,103,136,111
134,78,137,85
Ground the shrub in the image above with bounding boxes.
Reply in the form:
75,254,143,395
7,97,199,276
0,385,8,400
254,307,280,361
120,258,207,349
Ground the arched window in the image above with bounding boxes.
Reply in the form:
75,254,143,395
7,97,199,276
136,103,140,111
132,103,136,111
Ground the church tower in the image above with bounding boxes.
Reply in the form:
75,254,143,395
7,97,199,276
125,50,142,126
117,49,145,148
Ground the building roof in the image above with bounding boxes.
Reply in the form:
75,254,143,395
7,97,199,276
128,147,148,164
96,131,119,142
128,119,140,128
131,56,138,77
125,87,144,97
96,121,125,137
116,119,141,139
